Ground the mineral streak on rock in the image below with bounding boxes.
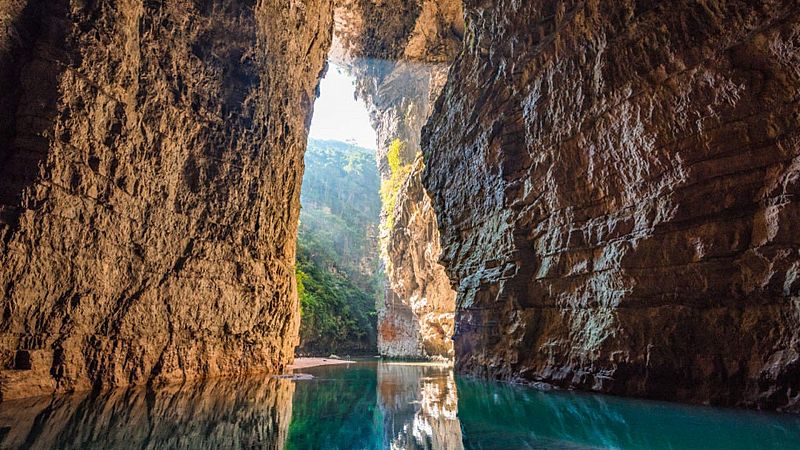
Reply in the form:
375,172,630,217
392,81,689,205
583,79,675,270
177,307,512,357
333,0,463,359
423,0,800,411
0,0,333,399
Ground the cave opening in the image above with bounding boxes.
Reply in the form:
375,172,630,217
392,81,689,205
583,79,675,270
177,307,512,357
293,0,464,360
295,61,382,357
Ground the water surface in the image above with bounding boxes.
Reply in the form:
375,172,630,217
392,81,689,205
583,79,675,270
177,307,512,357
0,361,798,449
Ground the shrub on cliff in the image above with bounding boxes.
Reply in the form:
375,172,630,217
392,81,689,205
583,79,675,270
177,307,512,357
380,139,415,232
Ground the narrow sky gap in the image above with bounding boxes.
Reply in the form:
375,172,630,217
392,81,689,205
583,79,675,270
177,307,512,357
308,62,377,149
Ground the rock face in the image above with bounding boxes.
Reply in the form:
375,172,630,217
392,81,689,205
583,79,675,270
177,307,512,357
0,0,332,399
382,157,456,358
423,0,800,411
334,0,462,358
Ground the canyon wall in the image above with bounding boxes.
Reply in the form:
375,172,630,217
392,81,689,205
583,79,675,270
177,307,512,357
334,0,462,358
423,0,800,411
0,0,332,399
382,157,457,358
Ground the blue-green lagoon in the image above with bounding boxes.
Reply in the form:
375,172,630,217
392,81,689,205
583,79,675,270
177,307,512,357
0,361,798,449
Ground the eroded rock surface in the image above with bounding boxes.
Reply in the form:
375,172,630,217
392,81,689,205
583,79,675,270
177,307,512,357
333,0,462,358
423,0,800,411
0,0,332,399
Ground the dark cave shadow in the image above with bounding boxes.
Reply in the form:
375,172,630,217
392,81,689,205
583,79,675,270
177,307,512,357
0,0,70,230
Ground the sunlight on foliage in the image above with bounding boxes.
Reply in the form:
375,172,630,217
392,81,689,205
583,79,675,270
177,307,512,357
380,139,414,233
295,252,376,352
387,138,403,174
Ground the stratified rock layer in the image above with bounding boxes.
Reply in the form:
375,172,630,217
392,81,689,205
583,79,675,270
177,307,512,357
334,0,462,359
0,0,332,399
423,0,800,411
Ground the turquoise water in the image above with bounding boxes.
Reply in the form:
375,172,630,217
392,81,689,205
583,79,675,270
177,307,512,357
0,361,798,449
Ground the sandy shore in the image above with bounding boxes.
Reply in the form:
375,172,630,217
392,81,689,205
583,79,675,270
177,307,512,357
287,357,356,370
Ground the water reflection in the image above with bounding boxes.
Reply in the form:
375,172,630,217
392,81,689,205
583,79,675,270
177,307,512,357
283,361,463,449
0,377,294,449
376,362,462,450
0,362,799,449
456,378,800,449
285,363,380,449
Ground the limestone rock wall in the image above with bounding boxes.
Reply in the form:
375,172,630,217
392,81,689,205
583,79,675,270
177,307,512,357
0,0,332,399
334,0,464,176
423,0,800,411
333,0,462,359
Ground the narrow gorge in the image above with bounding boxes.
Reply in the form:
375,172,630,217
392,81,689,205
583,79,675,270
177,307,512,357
0,0,799,425
331,0,463,359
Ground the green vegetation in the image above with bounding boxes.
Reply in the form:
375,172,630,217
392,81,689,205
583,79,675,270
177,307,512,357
379,139,414,232
295,139,382,354
295,252,377,352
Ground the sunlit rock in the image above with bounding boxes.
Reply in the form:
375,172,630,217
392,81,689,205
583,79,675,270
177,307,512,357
332,0,463,359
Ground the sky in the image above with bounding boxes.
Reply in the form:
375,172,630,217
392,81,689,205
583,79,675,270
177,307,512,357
308,63,377,150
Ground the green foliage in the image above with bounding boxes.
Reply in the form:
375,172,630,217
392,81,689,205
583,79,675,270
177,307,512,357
295,248,377,353
295,139,383,354
387,138,403,174
380,139,414,232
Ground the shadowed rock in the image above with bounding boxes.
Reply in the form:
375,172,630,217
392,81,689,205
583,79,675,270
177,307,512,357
423,0,800,412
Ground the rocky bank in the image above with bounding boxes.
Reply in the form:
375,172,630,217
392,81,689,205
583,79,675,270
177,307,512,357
423,0,800,411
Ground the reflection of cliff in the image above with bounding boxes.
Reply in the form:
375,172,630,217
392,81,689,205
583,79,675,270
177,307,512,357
377,362,463,450
0,377,294,449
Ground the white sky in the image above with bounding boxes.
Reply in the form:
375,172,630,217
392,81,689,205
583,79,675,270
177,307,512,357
308,63,377,149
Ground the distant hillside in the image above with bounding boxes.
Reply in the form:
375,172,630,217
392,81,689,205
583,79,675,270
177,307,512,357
296,139,382,354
